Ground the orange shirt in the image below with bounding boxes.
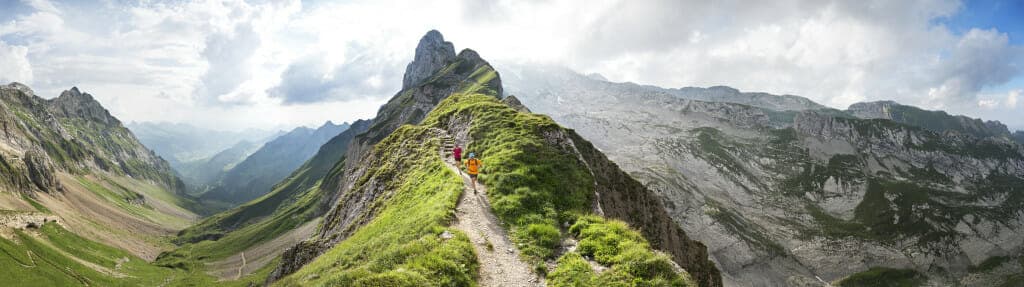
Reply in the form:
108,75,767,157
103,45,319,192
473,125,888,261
466,158,481,175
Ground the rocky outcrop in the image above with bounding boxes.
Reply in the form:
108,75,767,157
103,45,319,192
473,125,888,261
0,212,62,230
402,30,456,90
23,150,60,193
501,95,531,113
847,100,1016,141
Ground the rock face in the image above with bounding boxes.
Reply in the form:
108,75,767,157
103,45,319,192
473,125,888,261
672,85,828,111
0,83,183,194
49,87,119,126
402,29,456,90
848,100,1018,142
505,65,1024,286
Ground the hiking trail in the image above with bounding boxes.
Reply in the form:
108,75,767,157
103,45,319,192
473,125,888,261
235,252,245,280
438,130,543,287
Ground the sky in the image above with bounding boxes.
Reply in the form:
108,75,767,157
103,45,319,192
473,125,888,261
0,0,1022,131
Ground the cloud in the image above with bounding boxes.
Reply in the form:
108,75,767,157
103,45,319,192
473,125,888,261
0,0,1021,130
927,29,1019,105
195,22,261,104
0,41,32,84
977,99,999,109
268,50,403,104
1007,89,1020,108
565,0,1021,112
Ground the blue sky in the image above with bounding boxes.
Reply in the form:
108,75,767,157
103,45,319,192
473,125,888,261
0,0,1022,131
941,0,1024,44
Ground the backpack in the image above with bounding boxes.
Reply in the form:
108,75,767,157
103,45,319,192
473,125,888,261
466,158,480,174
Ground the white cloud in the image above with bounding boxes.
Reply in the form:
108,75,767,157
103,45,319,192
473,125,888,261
1007,89,1020,108
0,41,32,84
0,0,1021,130
977,99,999,109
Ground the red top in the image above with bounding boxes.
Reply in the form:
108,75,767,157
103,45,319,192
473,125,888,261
453,147,462,158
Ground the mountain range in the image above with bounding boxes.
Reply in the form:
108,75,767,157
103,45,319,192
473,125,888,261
198,121,349,206
502,64,1024,286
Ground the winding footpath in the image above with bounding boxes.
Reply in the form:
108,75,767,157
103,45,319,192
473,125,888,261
438,131,543,287
235,252,246,280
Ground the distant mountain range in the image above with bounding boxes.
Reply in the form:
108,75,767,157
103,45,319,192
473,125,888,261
503,64,1024,286
126,121,278,167
199,121,349,206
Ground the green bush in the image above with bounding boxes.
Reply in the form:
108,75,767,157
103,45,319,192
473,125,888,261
547,252,595,287
553,215,692,287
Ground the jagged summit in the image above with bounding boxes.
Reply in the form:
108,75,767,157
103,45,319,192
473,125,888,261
49,86,119,126
402,29,456,89
5,82,34,95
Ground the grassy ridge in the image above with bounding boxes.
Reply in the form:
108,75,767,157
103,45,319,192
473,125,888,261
423,93,595,271
277,126,476,286
263,62,693,285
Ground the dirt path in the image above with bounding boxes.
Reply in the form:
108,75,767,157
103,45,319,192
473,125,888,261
235,252,246,280
207,217,322,280
438,131,543,287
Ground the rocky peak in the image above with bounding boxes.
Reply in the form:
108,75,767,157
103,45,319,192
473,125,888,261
48,87,119,126
585,73,608,82
5,82,35,96
846,101,898,119
402,30,456,89
501,95,531,113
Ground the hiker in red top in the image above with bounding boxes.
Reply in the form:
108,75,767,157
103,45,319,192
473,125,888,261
453,145,463,168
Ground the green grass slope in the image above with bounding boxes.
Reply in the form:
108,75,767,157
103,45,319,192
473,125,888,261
0,221,265,286
276,92,699,286
159,120,371,274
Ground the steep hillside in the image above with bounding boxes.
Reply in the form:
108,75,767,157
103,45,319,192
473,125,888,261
1,84,185,195
201,121,349,205
263,30,720,287
507,66,1024,286
159,119,371,279
0,83,256,285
